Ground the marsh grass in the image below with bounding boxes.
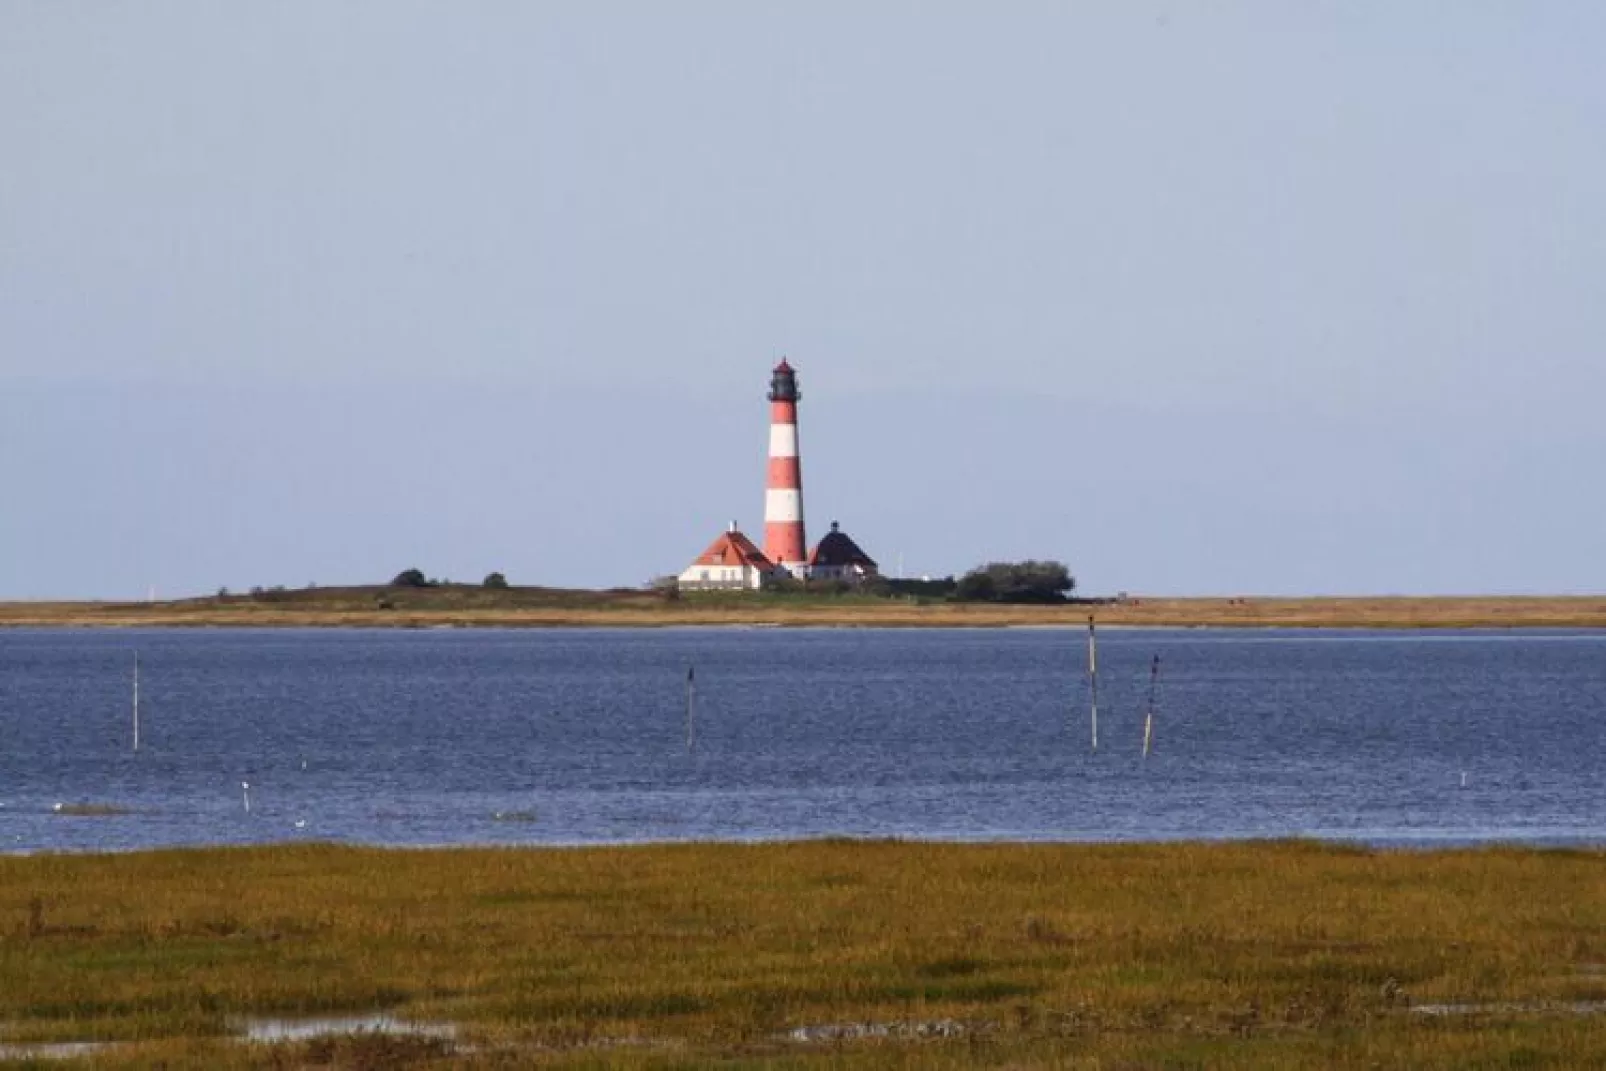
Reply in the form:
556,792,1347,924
2,841,1605,1066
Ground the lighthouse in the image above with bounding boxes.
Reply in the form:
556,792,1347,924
673,358,882,593
764,359,808,577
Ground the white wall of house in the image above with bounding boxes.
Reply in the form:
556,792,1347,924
677,562,767,590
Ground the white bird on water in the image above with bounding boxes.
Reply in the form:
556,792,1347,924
241,781,251,814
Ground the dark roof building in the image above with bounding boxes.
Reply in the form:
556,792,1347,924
807,521,878,581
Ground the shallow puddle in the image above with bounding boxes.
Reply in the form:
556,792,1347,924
232,1014,456,1043
0,1041,110,1060
784,1018,971,1042
1411,1001,1606,1017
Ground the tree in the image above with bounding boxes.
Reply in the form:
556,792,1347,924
954,570,996,602
858,575,894,598
391,568,428,588
954,560,1075,604
483,572,509,589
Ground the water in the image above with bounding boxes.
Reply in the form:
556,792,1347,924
0,627,1602,853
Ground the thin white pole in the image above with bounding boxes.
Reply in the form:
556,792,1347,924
241,781,251,814
1142,654,1160,759
1087,617,1098,752
132,651,141,753
685,666,696,754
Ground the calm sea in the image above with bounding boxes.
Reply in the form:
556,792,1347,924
1,627,1602,853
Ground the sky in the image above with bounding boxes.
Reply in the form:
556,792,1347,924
2,2,1603,599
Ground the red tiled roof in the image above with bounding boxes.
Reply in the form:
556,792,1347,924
692,529,774,569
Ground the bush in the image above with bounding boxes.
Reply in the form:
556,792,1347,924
887,576,957,600
391,568,428,588
483,572,509,589
803,578,852,596
954,560,1075,604
858,575,895,598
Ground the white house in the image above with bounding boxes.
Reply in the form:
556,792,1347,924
677,523,777,591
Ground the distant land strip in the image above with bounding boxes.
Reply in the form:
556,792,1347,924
2,587,1604,629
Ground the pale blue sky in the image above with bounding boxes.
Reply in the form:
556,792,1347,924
3,3,1603,599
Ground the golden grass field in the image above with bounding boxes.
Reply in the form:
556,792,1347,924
2,841,1605,1068
3,586,1605,630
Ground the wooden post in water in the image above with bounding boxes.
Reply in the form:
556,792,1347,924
685,666,696,754
1087,617,1099,752
1142,654,1160,759
132,651,141,753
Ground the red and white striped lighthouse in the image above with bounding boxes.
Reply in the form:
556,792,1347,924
764,359,808,577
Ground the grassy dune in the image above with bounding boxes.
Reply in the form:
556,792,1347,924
2,841,1605,1067
3,585,1606,629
